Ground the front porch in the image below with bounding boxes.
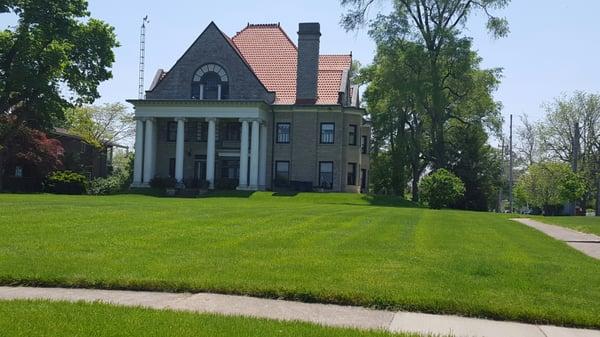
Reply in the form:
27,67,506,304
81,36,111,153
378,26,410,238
128,100,270,191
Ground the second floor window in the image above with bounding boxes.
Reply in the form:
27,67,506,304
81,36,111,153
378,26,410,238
349,124,357,146
191,64,229,100
320,123,335,144
276,123,290,143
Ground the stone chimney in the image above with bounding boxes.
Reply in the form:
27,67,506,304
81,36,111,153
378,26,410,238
296,23,321,104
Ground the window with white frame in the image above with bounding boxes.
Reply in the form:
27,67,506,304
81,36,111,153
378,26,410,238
320,123,335,144
276,123,290,144
191,64,229,100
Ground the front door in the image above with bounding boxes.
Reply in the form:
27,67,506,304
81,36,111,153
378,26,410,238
194,161,207,187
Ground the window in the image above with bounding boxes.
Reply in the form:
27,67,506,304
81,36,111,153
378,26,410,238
167,121,177,142
80,142,87,153
223,123,241,141
348,124,357,146
14,166,23,178
320,123,335,144
361,135,368,154
196,121,208,142
319,161,334,189
169,158,176,178
275,161,290,186
276,123,290,144
347,163,357,186
191,64,229,100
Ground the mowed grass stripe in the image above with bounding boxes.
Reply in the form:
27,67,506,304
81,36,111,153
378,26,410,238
0,300,418,337
0,193,599,328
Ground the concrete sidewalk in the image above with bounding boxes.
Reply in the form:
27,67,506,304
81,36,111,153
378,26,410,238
1,286,599,337
512,218,600,259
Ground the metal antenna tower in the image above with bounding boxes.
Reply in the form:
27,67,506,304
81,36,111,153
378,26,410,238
138,15,150,99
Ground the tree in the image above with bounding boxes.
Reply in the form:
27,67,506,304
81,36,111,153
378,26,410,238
515,114,543,167
0,0,118,190
63,103,134,149
447,122,503,211
537,92,600,215
1,116,64,190
515,162,587,216
420,168,465,209
341,0,509,168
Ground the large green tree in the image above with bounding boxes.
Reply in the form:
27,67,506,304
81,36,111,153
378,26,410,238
537,92,600,215
342,0,509,168
0,0,118,189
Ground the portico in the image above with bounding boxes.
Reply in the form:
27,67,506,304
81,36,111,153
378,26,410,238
129,100,270,191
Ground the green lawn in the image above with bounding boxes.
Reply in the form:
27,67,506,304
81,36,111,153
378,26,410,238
534,216,600,236
0,300,417,337
0,193,599,328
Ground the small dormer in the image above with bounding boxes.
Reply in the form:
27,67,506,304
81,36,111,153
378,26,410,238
191,63,230,100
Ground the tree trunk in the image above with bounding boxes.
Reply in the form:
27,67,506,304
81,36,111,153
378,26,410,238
429,61,446,169
596,179,600,216
411,163,420,202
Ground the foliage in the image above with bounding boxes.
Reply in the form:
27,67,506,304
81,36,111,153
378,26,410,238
0,0,119,125
536,92,600,215
0,0,118,189
515,162,587,215
342,0,508,169
149,177,177,189
1,193,600,328
46,170,87,195
0,116,64,191
215,178,238,190
419,169,465,209
63,103,134,149
447,123,503,211
88,152,133,195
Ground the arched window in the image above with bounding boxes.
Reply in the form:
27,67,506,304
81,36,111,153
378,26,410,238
191,64,229,100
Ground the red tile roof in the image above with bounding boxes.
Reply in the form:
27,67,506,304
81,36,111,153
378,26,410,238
231,23,351,105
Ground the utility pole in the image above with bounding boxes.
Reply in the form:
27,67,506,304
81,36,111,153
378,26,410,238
570,122,581,215
498,136,504,213
509,114,514,213
138,16,149,99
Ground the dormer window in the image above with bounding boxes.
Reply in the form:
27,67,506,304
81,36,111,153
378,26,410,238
191,64,229,100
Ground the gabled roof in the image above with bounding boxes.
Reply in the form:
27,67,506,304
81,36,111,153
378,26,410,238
231,23,352,105
150,22,353,106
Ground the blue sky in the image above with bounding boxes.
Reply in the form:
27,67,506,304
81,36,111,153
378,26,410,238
3,1,600,133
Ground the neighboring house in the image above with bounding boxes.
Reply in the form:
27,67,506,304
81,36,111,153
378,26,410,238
2,128,125,192
51,128,124,179
128,22,370,192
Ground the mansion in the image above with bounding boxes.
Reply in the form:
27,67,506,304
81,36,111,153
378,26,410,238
128,22,370,192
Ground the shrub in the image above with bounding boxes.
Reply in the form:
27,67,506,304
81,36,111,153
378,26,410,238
46,171,88,195
420,169,466,209
215,178,238,190
149,177,177,189
89,175,124,195
88,156,133,195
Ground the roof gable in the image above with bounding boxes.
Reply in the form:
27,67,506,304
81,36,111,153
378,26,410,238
146,22,273,102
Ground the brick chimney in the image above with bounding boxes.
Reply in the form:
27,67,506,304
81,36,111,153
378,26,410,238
296,23,321,104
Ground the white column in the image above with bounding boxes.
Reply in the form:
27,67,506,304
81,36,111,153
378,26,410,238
258,123,267,189
239,120,250,188
132,118,144,186
206,118,216,189
249,120,260,189
175,117,186,184
142,118,156,184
